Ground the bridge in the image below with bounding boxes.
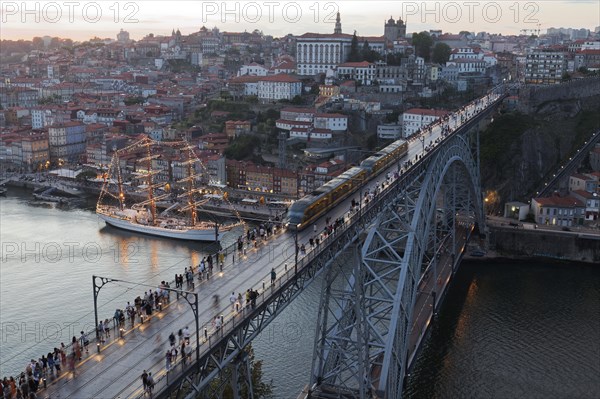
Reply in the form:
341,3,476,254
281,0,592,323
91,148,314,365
37,88,506,399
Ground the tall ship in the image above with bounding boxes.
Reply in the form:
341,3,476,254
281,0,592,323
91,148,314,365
97,138,243,242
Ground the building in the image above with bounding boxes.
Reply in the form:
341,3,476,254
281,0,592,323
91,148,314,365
117,29,130,43
48,121,87,162
0,132,50,170
296,32,353,76
384,16,407,42
227,160,299,196
531,195,585,226
0,87,39,108
313,113,348,131
569,173,598,193
570,190,599,222
524,50,567,84
228,75,260,98
257,74,302,103
503,201,530,220
336,61,376,85
377,124,402,140
299,158,345,194
401,108,448,137
224,120,251,139
590,145,600,171
445,59,487,74
238,63,269,77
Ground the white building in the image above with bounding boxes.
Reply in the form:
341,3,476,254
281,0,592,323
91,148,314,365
445,59,487,74
296,32,353,76
238,62,269,77
31,108,54,129
257,74,302,102
402,108,448,137
377,124,402,139
449,47,484,61
313,113,348,131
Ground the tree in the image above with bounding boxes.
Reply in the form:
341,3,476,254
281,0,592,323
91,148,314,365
291,95,304,105
124,96,144,105
561,72,572,82
76,170,97,181
32,37,44,49
432,42,452,65
215,345,273,399
348,32,361,62
224,135,258,160
411,32,433,62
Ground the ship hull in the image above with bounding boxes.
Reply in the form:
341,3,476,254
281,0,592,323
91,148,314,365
99,213,223,242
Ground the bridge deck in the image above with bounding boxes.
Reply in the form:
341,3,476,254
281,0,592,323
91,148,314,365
35,91,503,399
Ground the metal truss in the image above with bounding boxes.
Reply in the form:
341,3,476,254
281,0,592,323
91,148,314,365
309,127,485,399
154,96,503,399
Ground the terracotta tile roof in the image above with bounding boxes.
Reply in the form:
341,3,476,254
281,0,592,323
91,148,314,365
258,74,301,83
533,196,584,207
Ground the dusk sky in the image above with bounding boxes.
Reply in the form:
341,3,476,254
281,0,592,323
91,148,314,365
1,1,599,41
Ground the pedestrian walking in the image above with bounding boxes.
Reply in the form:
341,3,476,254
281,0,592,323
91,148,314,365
141,370,148,392
79,331,89,354
72,336,82,361
313,224,317,233
229,292,236,310
170,345,178,363
183,326,190,344
146,372,155,394
97,321,105,343
165,350,172,372
270,268,276,285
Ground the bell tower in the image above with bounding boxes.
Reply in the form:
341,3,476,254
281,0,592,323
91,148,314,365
334,12,342,34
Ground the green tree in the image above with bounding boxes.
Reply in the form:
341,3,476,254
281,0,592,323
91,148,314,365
561,72,572,82
124,96,144,105
76,170,97,181
432,42,452,64
224,135,258,160
348,32,361,62
411,32,433,61
291,95,304,105
214,346,273,399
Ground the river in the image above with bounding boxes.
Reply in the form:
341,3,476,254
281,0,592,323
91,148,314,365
1,188,599,398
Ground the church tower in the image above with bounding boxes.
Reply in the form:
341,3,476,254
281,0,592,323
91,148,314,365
384,16,398,42
334,12,342,34
397,16,407,38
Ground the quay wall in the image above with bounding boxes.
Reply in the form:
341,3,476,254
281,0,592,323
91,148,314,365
488,225,600,264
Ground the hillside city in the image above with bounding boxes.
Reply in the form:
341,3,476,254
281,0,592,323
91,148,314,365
1,15,600,226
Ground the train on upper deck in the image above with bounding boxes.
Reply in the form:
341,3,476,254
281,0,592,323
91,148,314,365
286,139,408,230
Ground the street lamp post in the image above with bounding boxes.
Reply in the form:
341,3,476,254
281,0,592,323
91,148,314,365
93,275,201,371
418,135,425,154
294,224,300,274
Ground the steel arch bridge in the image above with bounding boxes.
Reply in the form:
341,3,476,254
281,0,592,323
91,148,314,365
309,126,485,398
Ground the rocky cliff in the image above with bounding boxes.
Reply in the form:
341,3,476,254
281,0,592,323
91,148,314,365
480,80,600,209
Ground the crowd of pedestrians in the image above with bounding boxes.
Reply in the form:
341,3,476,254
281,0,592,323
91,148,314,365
0,336,88,399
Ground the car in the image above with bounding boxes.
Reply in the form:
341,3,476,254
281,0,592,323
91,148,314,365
561,227,571,232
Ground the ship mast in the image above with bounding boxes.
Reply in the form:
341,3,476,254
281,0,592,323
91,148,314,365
116,153,125,211
186,147,197,226
144,141,157,225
